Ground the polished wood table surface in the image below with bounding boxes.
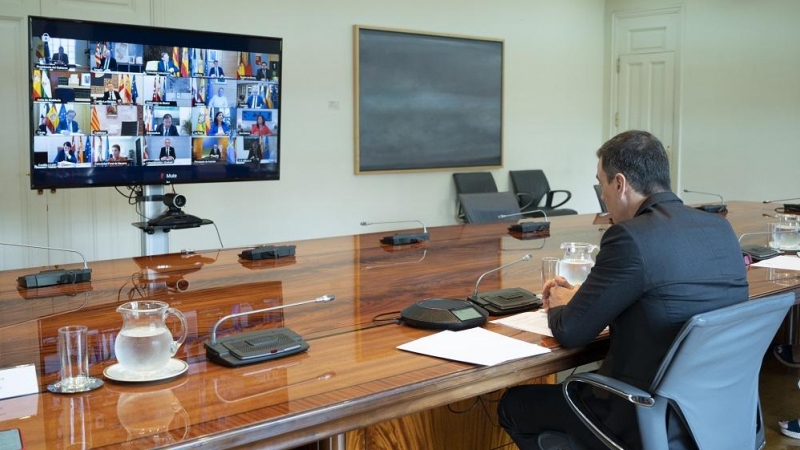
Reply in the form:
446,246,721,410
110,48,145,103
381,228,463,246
0,201,796,449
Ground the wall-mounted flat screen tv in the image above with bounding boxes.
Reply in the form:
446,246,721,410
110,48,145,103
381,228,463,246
28,16,282,190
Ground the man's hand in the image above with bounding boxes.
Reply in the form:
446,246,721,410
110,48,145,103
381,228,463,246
542,276,577,311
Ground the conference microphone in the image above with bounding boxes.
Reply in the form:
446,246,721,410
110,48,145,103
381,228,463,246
737,232,781,262
682,189,727,214
205,294,335,367
498,210,550,234
360,220,430,245
467,254,541,315
762,197,800,214
0,241,92,288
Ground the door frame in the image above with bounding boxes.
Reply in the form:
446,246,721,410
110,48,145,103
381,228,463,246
608,6,683,191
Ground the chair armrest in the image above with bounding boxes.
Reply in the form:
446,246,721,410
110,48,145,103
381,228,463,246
545,189,572,209
563,372,655,450
514,192,535,211
564,372,654,407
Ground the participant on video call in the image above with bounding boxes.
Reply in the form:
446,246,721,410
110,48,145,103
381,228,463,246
244,88,266,109
108,144,127,162
52,46,69,65
209,111,229,136
207,59,224,78
56,110,81,134
250,114,272,135
102,82,121,103
159,138,176,161
158,52,178,75
496,130,749,450
247,140,262,162
256,62,271,81
209,143,221,160
155,114,180,136
53,141,77,164
98,48,117,71
208,87,229,108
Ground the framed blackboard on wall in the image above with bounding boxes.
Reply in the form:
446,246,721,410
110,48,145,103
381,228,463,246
354,26,504,174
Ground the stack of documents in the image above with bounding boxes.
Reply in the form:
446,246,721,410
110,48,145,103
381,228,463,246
397,327,550,366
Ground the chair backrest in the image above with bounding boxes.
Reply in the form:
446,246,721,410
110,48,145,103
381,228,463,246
509,170,550,208
453,172,498,195
640,292,795,450
458,192,520,224
593,184,608,213
453,172,499,220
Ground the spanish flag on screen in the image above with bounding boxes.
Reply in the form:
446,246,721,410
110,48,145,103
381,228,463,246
46,103,58,133
181,47,189,77
32,70,42,100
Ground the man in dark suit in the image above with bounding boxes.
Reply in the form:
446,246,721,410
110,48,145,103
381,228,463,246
497,130,749,450
244,89,266,109
52,46,69,65
207,60,224,78
56,110,81,134
158,52,178,75
98,49,117,71
159,138,176,161
102,82,121,103
255,62,271,81
155,114,179,136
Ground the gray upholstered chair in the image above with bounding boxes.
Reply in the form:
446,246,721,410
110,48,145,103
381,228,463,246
458,192,522,224
453,172,533,222
594,184,608,213
509,170,577,217
552,292,794,450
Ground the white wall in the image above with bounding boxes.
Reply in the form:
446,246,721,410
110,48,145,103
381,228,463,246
0,0,606,269
605,0,800,205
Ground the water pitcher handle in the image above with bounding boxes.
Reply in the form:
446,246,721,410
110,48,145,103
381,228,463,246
166,307,188,356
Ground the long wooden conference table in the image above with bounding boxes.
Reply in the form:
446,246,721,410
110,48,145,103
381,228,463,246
0,201,797,449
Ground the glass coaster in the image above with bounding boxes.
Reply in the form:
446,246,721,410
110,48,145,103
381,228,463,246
47,376,104,394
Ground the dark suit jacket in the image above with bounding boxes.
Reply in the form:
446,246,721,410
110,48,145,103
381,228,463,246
102,90,120,102
548,191,749,448
155,124,179,136
159,147,176,159
158,61,178,74
207,67,224,77
56,120,80,133
256,69,271,81
99,57,117,71
53,52,69,64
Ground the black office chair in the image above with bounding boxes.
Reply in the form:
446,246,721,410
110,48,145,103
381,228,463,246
453,172,498,221
546,292,795,450
509,170,577,217
593,184,608,213
458,192,521,224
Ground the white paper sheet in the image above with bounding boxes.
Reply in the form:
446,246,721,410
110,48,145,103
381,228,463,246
752,255,800,271
491,310,553,336
397,327,551,366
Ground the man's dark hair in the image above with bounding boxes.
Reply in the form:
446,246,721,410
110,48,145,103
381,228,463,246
596,130,670,196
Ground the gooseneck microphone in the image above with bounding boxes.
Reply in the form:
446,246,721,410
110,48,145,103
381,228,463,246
209,294,335,344
763,197,800,203
467,254,540,315
497,210,550,233
682,189,727,213
205,294,336,367
0,241,92,288
762,197,800,214
360,220,430,245
472,254,532,299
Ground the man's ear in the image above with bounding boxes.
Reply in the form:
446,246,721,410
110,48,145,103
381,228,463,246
613,172,627,196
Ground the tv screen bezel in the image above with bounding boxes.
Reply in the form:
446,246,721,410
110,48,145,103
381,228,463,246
27,16,282,190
